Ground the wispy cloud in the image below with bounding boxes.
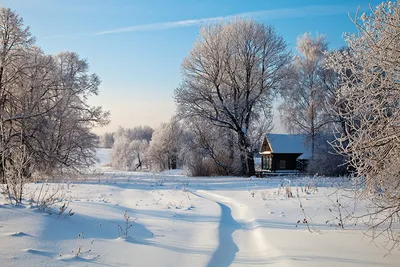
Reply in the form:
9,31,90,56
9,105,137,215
94,4,355,36
45,4,358,39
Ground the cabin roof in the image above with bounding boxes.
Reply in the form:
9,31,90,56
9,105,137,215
263,133,311,159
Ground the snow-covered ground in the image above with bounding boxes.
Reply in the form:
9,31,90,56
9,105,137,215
0,149,399,267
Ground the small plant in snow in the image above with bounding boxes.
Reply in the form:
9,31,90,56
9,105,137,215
285,186,293,198
67,232,98,259
117,211,136,238
28,183,67,214
325,193,353,229
98,193,110,203
166,201,185,210
57,201,74,218
296,193,313,232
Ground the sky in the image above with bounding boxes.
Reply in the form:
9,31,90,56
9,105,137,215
0,0,383,134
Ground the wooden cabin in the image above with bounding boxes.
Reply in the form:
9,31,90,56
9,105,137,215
259,134,311,173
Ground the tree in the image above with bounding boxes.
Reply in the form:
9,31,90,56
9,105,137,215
179,118,236,176
129,140,149,170
279,33,334,160
0,8,109,203
99,132,115,148
174,19,289,176
125,125,153,142
0,7,35,187
327,1,400,249
111,126,153,171
148,118,182,171
111,129,133,170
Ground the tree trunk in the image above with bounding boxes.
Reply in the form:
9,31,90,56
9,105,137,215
136,155,142,170
171,154,177,170
247,151,255,177
239,149,247,176
237,131,255,177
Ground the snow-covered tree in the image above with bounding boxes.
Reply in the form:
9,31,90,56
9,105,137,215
147,119,182,171
175,19,290,177
327,1,400,248
125,125,153,142
99,132,114,148
279,33,335,160
111,126,152,171
0,8,109,203
111,129,133,170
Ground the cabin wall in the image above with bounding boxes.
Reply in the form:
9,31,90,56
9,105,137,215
261,153,302,171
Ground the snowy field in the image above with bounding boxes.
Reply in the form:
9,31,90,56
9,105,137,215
1,149,399,267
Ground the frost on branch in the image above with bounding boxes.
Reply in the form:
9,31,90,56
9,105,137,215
327,1,400,250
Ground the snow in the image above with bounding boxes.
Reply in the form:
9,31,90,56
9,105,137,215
266,133,311,159
0,149,399,267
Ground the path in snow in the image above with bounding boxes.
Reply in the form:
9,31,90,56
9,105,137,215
193,190,280,266
206,202,240,267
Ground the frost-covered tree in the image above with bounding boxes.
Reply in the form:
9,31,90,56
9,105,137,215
179,107,273,176
148,119,182,171
129,140,149,170
33,52,109,175
111,126,152,171
111,129,133,170
180,118,237,176
175,19,289,177
99,132,114,148
279,33,335,160
0,7,34,188
327,1,400,248
125,125,153,142
0,8,109,203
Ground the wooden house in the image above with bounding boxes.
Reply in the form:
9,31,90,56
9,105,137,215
259,134,311,172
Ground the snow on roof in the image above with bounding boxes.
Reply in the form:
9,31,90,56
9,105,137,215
266,133,311,159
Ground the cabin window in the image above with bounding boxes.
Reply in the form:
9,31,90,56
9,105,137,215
262,156,272,170
279,160,286,169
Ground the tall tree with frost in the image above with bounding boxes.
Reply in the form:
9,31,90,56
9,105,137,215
327,1,400,248
0,8,109,203
100,132,115,148
279,33,333,160
111,127,151,170
175,19,289,176
148,118,182,171
0,7,35,186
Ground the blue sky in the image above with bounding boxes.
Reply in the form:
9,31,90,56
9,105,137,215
1,0,382,134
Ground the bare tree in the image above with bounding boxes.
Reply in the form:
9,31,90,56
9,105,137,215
0,8,109,203
327,1,400,249
0,7,35,186
180,118,236,176
174,19,289,176
279,33,334,160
